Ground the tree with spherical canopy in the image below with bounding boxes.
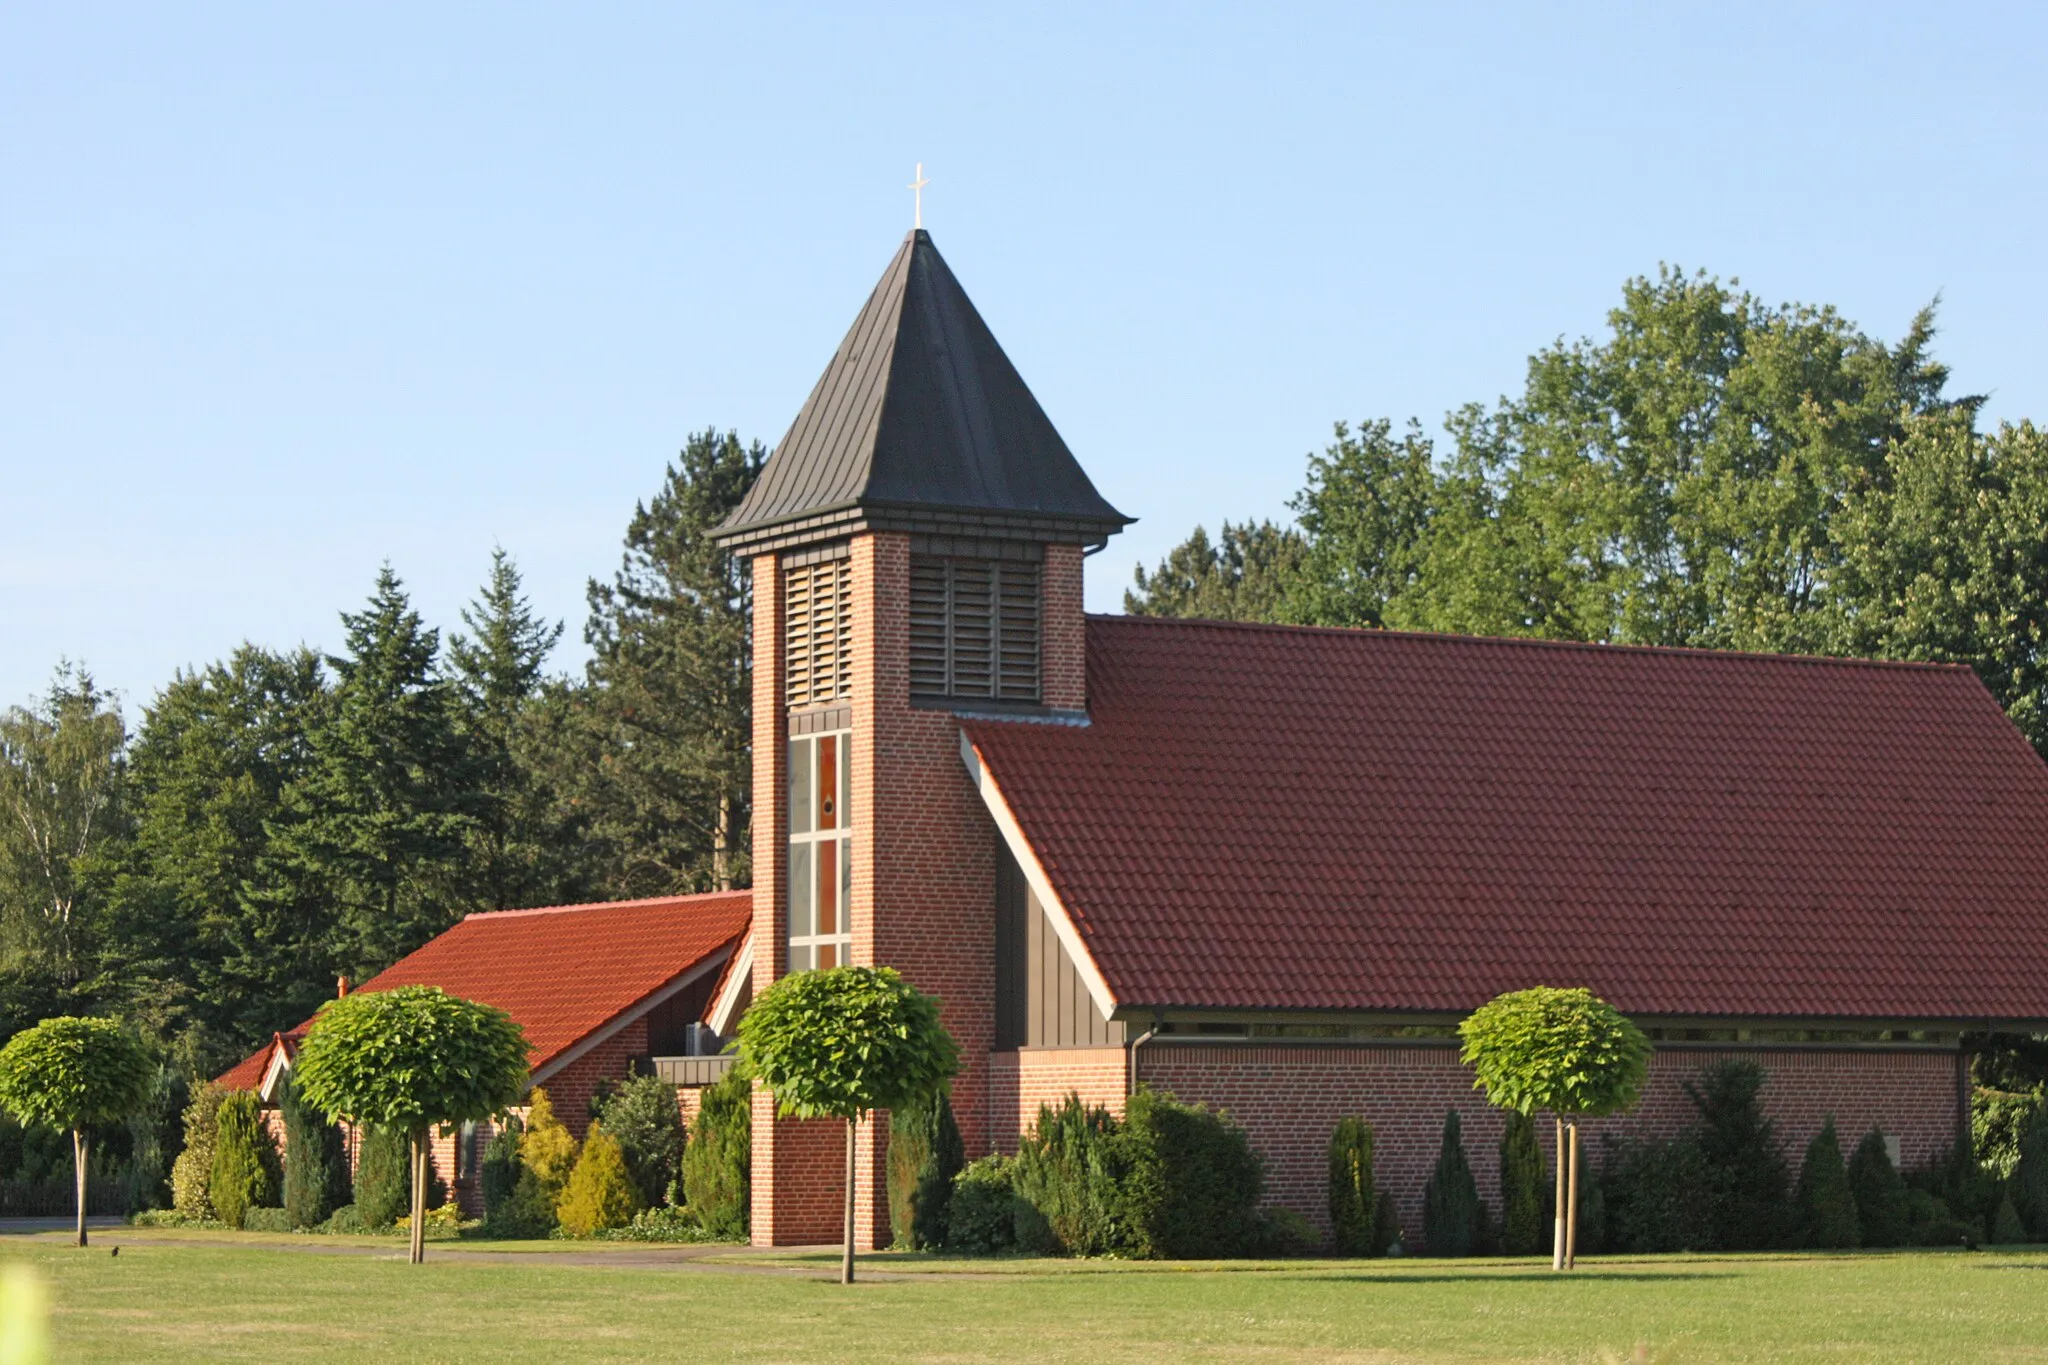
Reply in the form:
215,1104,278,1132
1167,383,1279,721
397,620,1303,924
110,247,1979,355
0,1017,154,1247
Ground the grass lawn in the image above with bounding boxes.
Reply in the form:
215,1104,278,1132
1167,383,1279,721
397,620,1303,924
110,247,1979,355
7,1229,2048,1363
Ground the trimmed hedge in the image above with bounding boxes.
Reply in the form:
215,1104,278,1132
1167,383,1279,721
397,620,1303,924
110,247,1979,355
887,1086,963,1250
944,1155,1023,1254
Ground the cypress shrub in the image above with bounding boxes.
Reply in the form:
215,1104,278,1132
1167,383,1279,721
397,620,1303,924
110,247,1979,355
1011,1095,1129,1257
1991,1191,2028,1244
595,1074,689,1208
1497,1110,1547,1256
1328,1116,1377,1256
1684,1060,1796,1250
352,1123,410,1230
2016,1101,2048,1239
1421,1110,1482,1256
1370,1184,1402,1256
209,1091,280,1230
680,1069,750,1240
887,1086,964,1250
279,1073,347,1229
556,1122,643,1236
480,1114,523,1219
1796,1119,1860,1249
944,1155,1021,1254
1848,1127,1911,1248
169,1083,227,1220
1117,1088,1262,1259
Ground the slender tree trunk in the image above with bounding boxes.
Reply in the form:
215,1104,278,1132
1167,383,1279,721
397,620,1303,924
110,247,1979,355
1566,1122,1581,1271
73,1130,88,1248
842,1116,857,1285
714,793,732,892
410,1130,427,1265
1551,1116,1565,1271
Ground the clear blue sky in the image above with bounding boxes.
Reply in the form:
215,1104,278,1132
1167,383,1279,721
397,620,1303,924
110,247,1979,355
4,3,2043,711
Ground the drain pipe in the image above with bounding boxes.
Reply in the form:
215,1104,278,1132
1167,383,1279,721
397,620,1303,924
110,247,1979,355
1126,1013,1164,1097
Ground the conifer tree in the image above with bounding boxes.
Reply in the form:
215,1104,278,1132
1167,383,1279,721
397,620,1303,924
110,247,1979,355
1848,1127,1911,1248
352,1122,410,1230
209,1090,279,1229
1796,1118,1860,1249
556,1121,642,1236
887,1086,964,1250
1328,1116,1378,1256
1498,1108,1548,1255
265,567,479,979
1422,1110,1483,1256
280,1072,347,1229
680,1068,750,1240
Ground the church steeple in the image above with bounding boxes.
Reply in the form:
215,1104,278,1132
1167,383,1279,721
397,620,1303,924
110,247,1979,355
713,231,1130,555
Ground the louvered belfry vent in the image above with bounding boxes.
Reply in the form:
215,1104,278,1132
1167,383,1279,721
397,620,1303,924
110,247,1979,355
785,557,854,707
910,556,1040,703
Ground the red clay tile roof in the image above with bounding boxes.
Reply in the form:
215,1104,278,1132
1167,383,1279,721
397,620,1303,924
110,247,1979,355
217,891,750,1088
215,1034,289,1092
963,616,2048,1024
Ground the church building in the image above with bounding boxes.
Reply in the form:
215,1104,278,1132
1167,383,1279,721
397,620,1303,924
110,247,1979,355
710,228,2048,1247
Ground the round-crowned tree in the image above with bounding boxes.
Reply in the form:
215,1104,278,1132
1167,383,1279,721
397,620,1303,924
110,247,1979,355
1458,986,1650,1271
292,986,528,1264
738,965,957,1283
0,1017,154,1246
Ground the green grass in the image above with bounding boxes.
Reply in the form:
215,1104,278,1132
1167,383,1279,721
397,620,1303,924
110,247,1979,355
8,1229,2048,1363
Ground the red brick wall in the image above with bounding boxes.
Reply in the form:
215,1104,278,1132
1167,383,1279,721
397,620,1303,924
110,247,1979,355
1041,545,1086,712
987,1047,1128,1151
536,1018,650,1139
1140,1041,1964,1239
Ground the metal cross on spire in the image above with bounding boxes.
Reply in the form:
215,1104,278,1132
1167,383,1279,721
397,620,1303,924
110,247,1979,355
908,162,929,230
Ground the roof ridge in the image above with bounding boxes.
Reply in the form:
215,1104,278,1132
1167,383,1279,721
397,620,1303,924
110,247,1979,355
1090,613,1973,675
461,889,751,922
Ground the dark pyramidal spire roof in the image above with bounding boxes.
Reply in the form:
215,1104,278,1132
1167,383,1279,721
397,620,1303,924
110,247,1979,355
713,230,1131,553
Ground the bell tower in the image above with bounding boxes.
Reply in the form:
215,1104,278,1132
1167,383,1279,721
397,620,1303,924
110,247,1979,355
713,229,1128,1247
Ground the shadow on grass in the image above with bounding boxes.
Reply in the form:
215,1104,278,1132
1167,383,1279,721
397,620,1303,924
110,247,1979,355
1294,1271,1735,1284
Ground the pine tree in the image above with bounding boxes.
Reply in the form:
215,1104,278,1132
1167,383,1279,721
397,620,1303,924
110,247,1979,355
449,548,581,912
1796,1118,1860,1249
1423,1110,1482,1256
1848,1127,1911,1248
280,1072,347,1228
1328,1116,1378,1256
568,430,763,895
266,566,480,980
1498,1109,1548,1255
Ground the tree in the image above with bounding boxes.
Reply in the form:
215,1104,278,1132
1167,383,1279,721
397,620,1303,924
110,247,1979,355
1422,1110,1483,1257
449,548,580,913
1684,1059,1794,1250
1459,986,1651,1271
680,1067,750,1240
1126,521,1306,622
291,985,528,1263
351,1122,409,1230
1848,1127,1910,1248
887,1085,963,1250
1796,1118,1860,1249
0,1016,153,1245
279,1071,348,1228
170,1082,226,1219
0,666,126,1003
573,430,763,895
265,567,480,982
738,965,958,1282
1499,1108,1549,1256
593,1072,688,1207
209,1089,279,1229
1285,420,1440,629
1327,1115,1378,1256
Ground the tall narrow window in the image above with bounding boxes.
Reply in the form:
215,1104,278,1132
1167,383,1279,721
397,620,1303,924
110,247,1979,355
785,556,853,707
787,730,853,971
909,556,1040,702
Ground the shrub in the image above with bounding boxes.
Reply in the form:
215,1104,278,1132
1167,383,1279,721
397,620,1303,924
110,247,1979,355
169,1083,226,1219
680,1069,750,1241
1575,1162,1607,1255
1250,1206,1320,1257
1796,1119,1860,1249
1118,1088,1263,1259
479,1114,523,1219
1010,1096,1129,1257
1685,1059,1795,1250
280,1073,348,1229
1497,1110,1547,1256
1328,1116,1378,1256
1973,1089,2039,1178
556,1122,644,1237
595,1074,688,1208
888,1086,964,1250
944,1155,1022,1254
352,1123,410,1230
209,1091,279,1231
1371,1184,1402,1256
520,1089,578,1193
394,1202,465,1239
241,1206,293,1233
1602,1136,1714,1254
594,1205,730,1243
1991,1192,2027,1244
1907,1139,2001,1238
321,1203,367,1235
2016,1101,2048,1239
1848,1128,1911,1248
1422,1111,1482,1256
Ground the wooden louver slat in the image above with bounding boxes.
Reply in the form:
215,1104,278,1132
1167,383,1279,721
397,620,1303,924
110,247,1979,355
784,558,853,707
908,555,1040,704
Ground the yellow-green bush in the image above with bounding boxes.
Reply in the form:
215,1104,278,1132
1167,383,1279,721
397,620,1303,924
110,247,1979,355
556,1122,642,1237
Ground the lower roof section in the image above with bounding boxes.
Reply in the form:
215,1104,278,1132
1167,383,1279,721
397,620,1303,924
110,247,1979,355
963,615,2048,1027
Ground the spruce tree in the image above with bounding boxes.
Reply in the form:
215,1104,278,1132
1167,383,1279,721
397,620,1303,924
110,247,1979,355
1796,1118,1860,1249
569,430,763,895
266,566,480,979
1328,1116,1378,1256
1685,1059,1794,1249
1848,1127,1911,1248
1498,1108,1548,1255
1422,1110,1482,1256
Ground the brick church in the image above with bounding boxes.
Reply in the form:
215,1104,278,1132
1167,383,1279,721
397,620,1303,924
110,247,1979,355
709,228,2048,1247
228,229,2048,1245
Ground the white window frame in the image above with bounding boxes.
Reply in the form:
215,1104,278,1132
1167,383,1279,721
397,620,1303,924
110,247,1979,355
787,730,853,971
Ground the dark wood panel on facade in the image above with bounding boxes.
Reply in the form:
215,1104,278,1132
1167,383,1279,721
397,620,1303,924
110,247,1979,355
644,969,725,1057
995,843,1123,1048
